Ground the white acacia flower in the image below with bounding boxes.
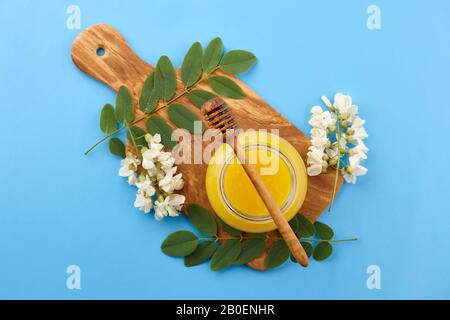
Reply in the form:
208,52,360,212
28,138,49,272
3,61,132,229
128,173,138,186
355,139,368,152
310,127,329,148
142,148,160,171
154,169,166,182
321,96,333,109
309,106,336,129
350,116,365,129
311,105,323,115
159,169,184,193
348,127,368,142
311,127,326,138
325,145,339,162
118,132,185,220
307,164,323,176
142,134,165,171
307,146,324,165
338,134,347,151
334,93,358,120
342,155,368,184
322,111,336,129
306,146,325,176
311,136,329,148
119,155,140,177
134,191,153,213
348,141,368,160
307,92,368,186
145,133,163,148
136,175,156,197
154,194,185,220
157,151,176,172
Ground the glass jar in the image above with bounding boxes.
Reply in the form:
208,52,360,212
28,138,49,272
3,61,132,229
206,131,308,233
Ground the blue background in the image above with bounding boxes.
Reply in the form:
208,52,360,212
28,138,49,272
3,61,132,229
0,0,449,299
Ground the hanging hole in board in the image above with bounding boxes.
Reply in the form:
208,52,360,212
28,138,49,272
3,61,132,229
96,47,105,57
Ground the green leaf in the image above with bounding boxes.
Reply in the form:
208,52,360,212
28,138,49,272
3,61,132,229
265,240,290,270
184,241,216,267
115,86,134,123
168,103,204,134
209,76,244,99
188,89,217,108
220,50,256,74
217,217,241,237
313,242,333,261
108,138,125,158
139,72,158,113
100,104,117,134
291,242,313,262
314,221,334,240
297,214,315,238
202,37,223,73
161,231,199,257
127,126,147,149
210,240,241,271
187,204,217,236
289,216,299,235
153,68,165,100
146,116,177,149
156,55,176,101
181,42,203,87
301,242,313,257
234,238,265,265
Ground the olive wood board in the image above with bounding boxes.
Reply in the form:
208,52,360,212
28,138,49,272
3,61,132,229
71,24,343,271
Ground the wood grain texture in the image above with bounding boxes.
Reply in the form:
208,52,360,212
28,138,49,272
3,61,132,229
71,24,343,271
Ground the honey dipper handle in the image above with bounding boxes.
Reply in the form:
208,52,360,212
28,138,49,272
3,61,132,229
232,138,309,267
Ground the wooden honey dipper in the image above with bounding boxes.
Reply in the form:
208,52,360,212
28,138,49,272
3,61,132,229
201,98,309,267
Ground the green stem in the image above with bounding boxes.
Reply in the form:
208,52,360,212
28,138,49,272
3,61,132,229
328,111,342,212
153,88,189,114
84,133,117,155
214,236,244,241
303,237,358,243
328,156,341,212
84,67,219,155
126,124,137,149
84,114,149,155
206,235,358,243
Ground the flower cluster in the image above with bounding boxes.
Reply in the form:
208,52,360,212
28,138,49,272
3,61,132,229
118,134,185,220
307,93,368,184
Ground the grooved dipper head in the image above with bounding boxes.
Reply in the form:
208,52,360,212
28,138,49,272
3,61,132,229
201,97,238,135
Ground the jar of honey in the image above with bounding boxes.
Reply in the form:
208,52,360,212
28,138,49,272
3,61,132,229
205,131,307,233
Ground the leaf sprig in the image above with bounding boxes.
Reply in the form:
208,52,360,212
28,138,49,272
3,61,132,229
89,37,257,156
160,204,357,271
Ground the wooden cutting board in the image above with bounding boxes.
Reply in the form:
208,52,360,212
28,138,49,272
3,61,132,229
71,24,343,270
